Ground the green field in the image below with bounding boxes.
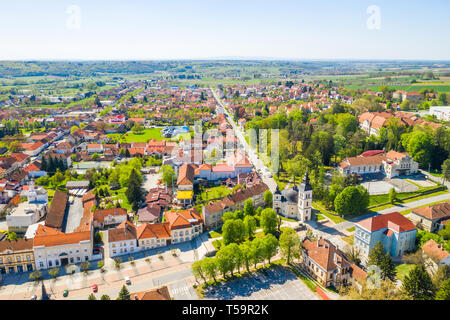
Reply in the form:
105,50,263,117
198,186,232,202
395,264,415,282
107,128,165,143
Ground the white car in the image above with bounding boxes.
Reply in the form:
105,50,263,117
125,276,131,285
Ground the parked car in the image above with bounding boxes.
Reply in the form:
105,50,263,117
92,284,98,293
30,294,37,300
125,276,131,285
63,290,69,297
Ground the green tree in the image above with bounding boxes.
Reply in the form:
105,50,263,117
389,187,397,204
202,257,218,282
229,243,243,273
262,234,278,264
49,267,59,279
243,199,255,217
334,185,369,216
88,293,97,300
160,165,175,187
126,168,144,211
279,228,300,264
402,266,436,300
401,131,435,168
264,190,273,208
216,245,235,278
435,278,450,300
250,238,265,268
379,253,397,281
260,208,278,235
442,158,450,182
368,241,386,267
191,260,206,283
117,285,131,300
100,295,111,300
243,215,257,239
222,219,245,245
240,241,253,273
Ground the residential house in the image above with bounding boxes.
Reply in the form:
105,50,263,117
108,221,138,257
301,238,353,288
93,208,128,229
130,286,171,300
165,209,203,244
409,201,450,233
422,239,450,275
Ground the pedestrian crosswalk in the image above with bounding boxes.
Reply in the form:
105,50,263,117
170,285,188,296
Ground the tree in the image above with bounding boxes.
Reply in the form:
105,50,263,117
240,241,253,273
160,165,175,187
29,271,42,281
442,158,450,182
202,257,218,282
401,131,435,168
262,234,278,264
250,238,265,268
243,199,254,217
368,241,386,267
243,215,257,239
221,211,237,223
117,285,131,300
344,246,361,265
191,260,206,283
334,185,369,216
379,253,397,281
100,295,111,300
229,243,243,273
80,261,91,272
435,278,450,300
264,190,273,208
216,245,235,278
6,232,17,241
389,187,397,204
126,168,144,211
260,208,278,235
222,219,245,245
88,293,97,300
402,265,436,300
48,267,59,279
279,228,301,264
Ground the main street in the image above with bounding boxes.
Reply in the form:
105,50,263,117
210,88,278,193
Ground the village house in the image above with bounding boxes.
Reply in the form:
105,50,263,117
130,286,172,300
165,209,203,244
421,239,450,275
93,207,128,229
301,238,353,288
136,222,171,250
176,163,195,206
409,201,450,233
108,221,138,257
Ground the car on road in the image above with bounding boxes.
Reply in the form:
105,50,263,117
125,276,131,285
92,284,98,293
30,294,37,300
63,290,69,297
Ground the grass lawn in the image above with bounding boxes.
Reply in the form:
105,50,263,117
316,214,326,221
208,226,222,239
312,202,346,224
107,128,165,143
342,235,354,245
395,264,415,282
109,187,132,210
346,226,355,232
198,186,232,202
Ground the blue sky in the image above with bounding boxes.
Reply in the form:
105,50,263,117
0,0,449,60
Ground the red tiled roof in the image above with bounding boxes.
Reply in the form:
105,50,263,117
357,212,416,233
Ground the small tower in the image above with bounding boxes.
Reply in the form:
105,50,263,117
272,185,282,214
297,172,312,221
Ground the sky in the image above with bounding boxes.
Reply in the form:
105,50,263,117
0,0,449,60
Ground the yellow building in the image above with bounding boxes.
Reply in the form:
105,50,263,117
0,238,35,274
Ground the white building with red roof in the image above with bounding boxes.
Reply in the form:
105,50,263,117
354,212,417,258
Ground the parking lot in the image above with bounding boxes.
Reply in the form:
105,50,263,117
203,266,319,300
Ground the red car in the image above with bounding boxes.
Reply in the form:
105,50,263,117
92,284,98,293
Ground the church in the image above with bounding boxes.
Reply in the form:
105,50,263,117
273,172,312,222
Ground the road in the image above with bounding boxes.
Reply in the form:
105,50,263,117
210,88,278,193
